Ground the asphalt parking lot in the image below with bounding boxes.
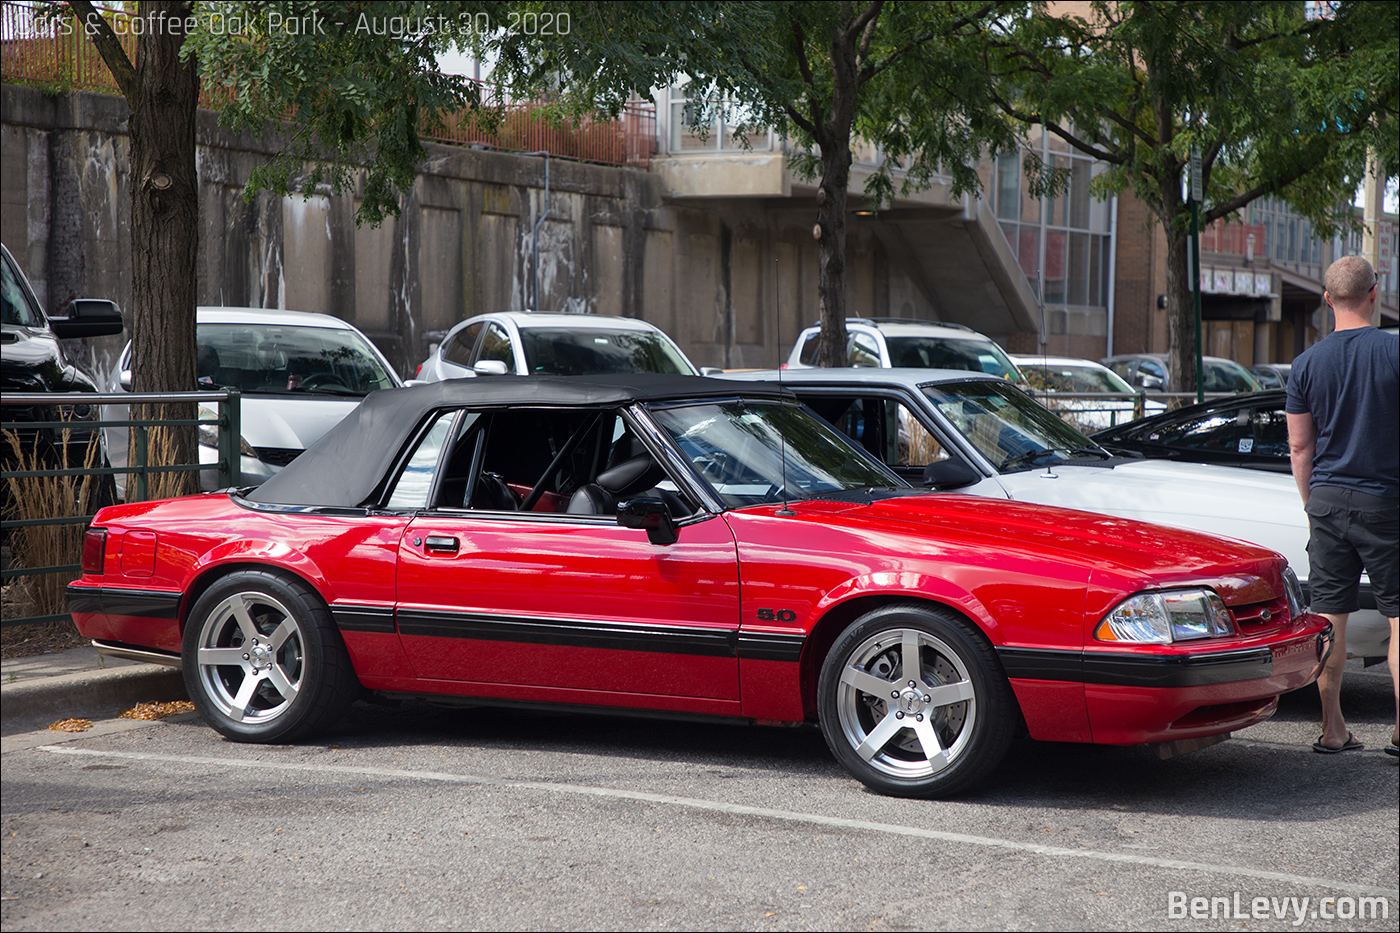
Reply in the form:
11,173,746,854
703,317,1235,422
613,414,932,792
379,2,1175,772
1,650,1395,931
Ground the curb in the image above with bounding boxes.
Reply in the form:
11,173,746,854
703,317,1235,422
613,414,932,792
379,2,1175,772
1,663,187,736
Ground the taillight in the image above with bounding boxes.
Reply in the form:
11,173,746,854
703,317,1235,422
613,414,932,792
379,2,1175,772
81,528,107,575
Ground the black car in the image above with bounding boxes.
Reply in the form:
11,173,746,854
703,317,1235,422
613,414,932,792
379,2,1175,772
1,243,124,465
1092,390,1289,473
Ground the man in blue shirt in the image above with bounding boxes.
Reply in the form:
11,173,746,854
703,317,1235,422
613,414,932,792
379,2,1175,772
1286,255,1399,755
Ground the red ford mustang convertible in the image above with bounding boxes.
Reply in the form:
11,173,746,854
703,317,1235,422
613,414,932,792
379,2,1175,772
68,375,1329,797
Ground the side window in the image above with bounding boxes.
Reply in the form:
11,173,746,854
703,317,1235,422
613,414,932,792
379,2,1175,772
802,394,951,469
889,400,949,467
849,333,881,368
477,324,514,367
1152,411,1243,452
1251,406,1290,457
386,411,459,509
442,322,483,368
797,332,820,366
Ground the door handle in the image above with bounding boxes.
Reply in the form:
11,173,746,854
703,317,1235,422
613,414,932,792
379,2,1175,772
424,535,460,554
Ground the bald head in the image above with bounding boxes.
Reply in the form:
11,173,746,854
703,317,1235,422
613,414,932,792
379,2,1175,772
1323,256,1376,307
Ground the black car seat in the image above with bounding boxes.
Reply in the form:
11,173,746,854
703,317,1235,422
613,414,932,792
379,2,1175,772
470,472,520,511
566,454,666,515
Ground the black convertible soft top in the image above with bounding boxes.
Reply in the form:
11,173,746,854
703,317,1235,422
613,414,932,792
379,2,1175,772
245,374,793,508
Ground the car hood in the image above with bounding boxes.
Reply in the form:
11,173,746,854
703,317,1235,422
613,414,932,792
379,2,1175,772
237,395,366,450
995,458,1308,575
779,492,1283,604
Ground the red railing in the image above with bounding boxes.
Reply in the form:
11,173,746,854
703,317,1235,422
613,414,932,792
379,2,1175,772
0,1,654,168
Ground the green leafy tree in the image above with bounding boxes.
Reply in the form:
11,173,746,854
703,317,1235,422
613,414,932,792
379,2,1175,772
62,1,490,493
484,1,1018,366
978,0,1398,393
185,1,492,225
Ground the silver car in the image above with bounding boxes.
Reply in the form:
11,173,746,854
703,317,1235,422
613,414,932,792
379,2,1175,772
105,308,402,490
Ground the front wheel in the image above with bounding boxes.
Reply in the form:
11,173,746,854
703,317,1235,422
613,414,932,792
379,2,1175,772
817,603,1016,797
182,570,358,743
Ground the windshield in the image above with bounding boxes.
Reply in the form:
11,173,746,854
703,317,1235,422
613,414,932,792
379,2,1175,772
519,328,696,375
196,323,398,395
1204,360,1262,392
648,399,902,507
1018,362,1134,394
921,381,1109,472
885,336,1020,380
1,252,44,328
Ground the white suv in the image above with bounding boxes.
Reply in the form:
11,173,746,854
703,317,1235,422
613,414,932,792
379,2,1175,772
787,318,1022,381
414,311,707,381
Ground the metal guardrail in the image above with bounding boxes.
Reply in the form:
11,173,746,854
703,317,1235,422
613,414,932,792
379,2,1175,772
1025,389,1244,428
1,390,240,628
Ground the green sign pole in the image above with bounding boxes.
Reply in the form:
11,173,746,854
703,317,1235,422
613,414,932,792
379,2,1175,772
1189,150,1204,404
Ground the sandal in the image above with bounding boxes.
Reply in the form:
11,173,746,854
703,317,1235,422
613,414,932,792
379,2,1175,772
1312,733,1364,754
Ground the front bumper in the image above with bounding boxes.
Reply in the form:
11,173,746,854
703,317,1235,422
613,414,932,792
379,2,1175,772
1083,616,1332,745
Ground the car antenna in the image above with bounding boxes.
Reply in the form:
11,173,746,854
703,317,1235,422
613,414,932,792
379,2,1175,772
776,256,795,516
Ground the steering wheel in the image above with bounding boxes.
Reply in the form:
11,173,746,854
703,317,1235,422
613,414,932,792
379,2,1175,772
298,374,351,391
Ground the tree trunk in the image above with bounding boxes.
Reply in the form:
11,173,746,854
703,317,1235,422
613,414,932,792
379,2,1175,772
815,143,853,368
1163,217,1198,406
127,2,200,498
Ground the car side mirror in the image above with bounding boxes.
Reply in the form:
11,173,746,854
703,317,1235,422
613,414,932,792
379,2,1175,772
1136,374,1163,390
922,459,981,490
473,360,509,376
119,370,132,391
699,367,725,376
50,299,124,339
617,497,678,545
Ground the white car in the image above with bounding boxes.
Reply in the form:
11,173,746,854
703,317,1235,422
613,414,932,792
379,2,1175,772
105,308,402,490
723,367,1388,661
786,317,1022,382
1010,354,1166,430
413,311,708,381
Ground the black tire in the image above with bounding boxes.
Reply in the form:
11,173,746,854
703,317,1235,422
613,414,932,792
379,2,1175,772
182,569,358,743
817,603,1016,798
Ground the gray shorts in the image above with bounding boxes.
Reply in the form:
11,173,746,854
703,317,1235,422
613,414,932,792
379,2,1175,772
1304,485,1399,617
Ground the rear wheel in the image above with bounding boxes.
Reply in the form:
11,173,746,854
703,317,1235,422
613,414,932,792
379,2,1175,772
817,603,1016,797
182,570,357,742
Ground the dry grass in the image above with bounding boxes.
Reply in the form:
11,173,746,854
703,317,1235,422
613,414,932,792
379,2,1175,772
2,425,104,622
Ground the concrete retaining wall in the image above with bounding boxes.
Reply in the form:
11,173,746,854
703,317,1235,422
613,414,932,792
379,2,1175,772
2,83,931,381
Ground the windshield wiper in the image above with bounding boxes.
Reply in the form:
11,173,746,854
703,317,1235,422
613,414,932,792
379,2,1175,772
999,445,1114,471
998,447,1055,471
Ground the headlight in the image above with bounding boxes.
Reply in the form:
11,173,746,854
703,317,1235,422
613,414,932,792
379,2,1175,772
1095,589,1235,644
1282,566,1305,618
198,407,255,456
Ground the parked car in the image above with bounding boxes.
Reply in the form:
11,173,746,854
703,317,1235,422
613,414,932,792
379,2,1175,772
1102,352,1262,394
1093,391,1290,473
104,308,402,491
786,318,1022,381
2,242,124,467
68,374,1326,798
1249,363,1292,390
1009,354,1165,430
721,368,1387,662
413,311,708,381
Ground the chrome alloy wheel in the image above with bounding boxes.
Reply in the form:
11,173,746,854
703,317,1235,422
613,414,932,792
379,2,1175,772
833,627,976,779
192,590,306,725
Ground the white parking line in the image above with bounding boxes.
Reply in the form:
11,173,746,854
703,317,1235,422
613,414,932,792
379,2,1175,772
38,744,1398,899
